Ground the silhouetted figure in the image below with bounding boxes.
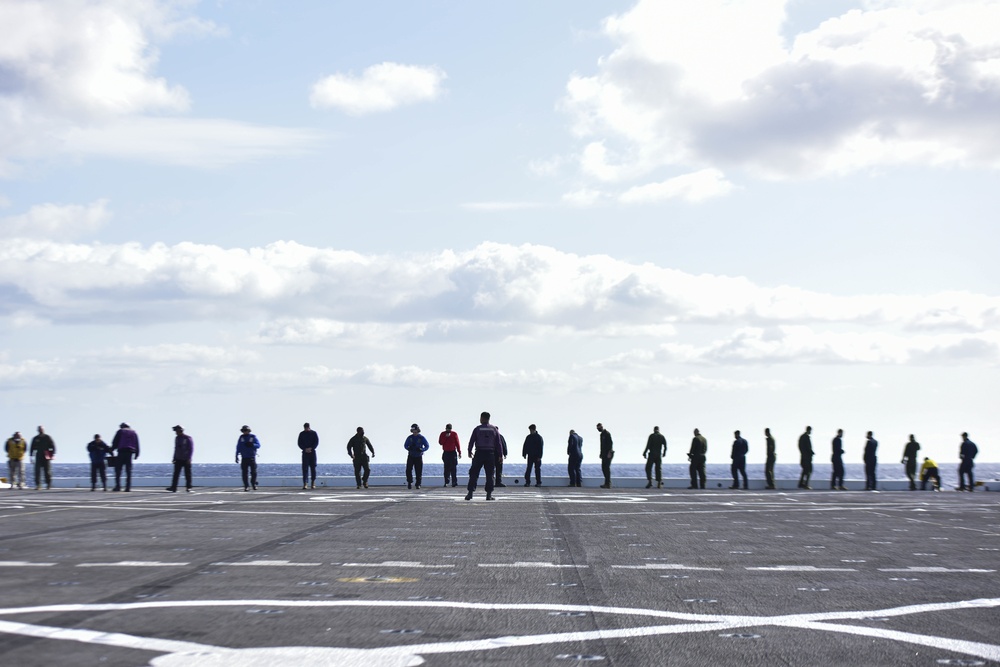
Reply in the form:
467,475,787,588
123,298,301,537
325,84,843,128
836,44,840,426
494,430,508,487
167,425,194,492
831,429,846,490
29,426,55,490
597,423,614,488
643,426,666,489
688,428,707,489
958,432,978,491
87,434,110,492
298,423,319,490
347,427,375,489
567,430,583,487
797,426,813,489
522,424,544,487
901,435,921,491
864,431,878,491
730,430,748,490
764,428,776,489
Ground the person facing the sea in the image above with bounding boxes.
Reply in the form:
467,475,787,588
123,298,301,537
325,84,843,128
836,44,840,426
5,431,27,490
687,428,707,489
831,429,846,490
111,422,140,492
730,430,748,490
567,429,583,487
901,434,921,491
643,426,666,489
235,425,260,491
522,424,544,487
86,434,110,491
466,411,500,501
494,428,508,487
439,423,462,487
298,422,319,490
958,432,978,491
404,424,429,490
864,431,878,491
798,426,814,490
30,426,56,490
347,427,375,489
920,457,941,491
167,425,194,492
597,423,614,489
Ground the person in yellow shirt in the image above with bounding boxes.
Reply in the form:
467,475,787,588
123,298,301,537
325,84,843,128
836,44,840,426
920,457,941,491
5,431,27,489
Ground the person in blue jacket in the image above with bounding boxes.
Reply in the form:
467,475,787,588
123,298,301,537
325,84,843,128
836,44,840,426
730,430,748,490
958,432,978,491
86,434,111,492
236,425,260,491
404,423,429,489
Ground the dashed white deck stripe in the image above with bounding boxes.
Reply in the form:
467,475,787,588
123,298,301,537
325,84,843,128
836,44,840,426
210,560,320,567
746,566,857,572
613,564,723,571
77,561,189,568
478,562,586,568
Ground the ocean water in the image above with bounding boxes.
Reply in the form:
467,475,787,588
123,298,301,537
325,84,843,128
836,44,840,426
34,462,999,487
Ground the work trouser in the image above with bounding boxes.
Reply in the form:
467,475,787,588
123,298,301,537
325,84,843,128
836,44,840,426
567,456,582,486
8,459,24,487
115,450,135,491
865,458,877,490
524,455,542,485
442,450,458,485
731,458,747,487
467,450,495,495
765,456,775,488
645,457,662,483
958,461,974,490
798,460,813,488
240,457,257,488
494,456,505,484
406,456,423,486
601,454,613,486
302,451,317,486
920,467,941,490
689,456,706,489
353,456,370,486
35,458,52,489
171,459,192,490
831,457,845,488
90,460,107,488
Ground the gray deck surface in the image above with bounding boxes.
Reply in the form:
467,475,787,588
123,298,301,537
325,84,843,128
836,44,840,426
0,485,998,666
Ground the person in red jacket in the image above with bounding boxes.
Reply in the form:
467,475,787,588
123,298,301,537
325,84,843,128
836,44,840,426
439,423,462,487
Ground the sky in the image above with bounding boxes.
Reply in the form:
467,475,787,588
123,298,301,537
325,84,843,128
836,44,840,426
1,0,998,466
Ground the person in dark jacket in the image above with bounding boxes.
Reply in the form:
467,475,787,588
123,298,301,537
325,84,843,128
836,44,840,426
87,434,111,492
901,434,921,491
958,432,978,491
730,430,748,490
597,423,614,488
347,427,375,489
643,426,667,489
235,425,260,491
764,428,776,490
687,428,707,489
111,423,140,492
864,431,878,491
831,429,846,490
522,424,544,487
567,430,583,487
29,426,56,490
466,412,500,501
494,430,509,487
797,426,813,490
404,424,429,489
167,425,194,492
298,423,319,490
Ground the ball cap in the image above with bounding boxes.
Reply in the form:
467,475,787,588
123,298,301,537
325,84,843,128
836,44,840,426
172,425,184,432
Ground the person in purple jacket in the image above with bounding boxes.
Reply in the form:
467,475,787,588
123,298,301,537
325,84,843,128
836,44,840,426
167,425,194,492
111,422,140,492
466,412,500,501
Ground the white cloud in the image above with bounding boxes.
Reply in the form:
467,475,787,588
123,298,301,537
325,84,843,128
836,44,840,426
561,188,608,207
460,201,546,212
561,0,1000,185
1,235,998,361
59,117,325,168
619,168,736,203
310,62,447,115
0,200,110,239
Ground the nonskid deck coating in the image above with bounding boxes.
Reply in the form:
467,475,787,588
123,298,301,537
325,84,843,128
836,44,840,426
0,486,998,666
